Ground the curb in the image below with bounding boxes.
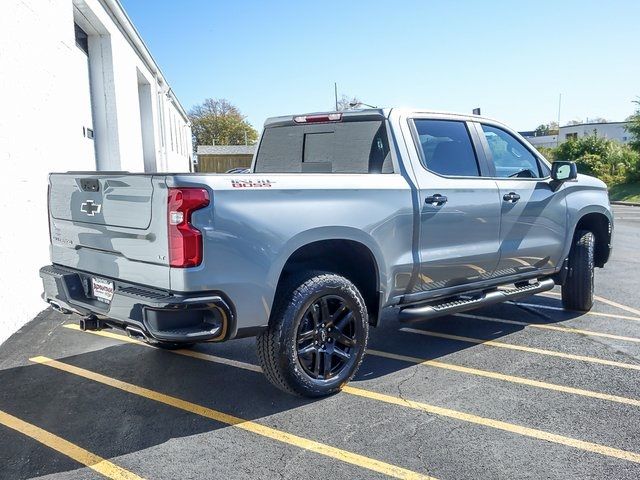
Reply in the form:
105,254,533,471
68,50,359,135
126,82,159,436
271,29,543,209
611,201,640,207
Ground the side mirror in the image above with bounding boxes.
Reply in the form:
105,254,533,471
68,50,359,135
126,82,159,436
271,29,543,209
551,161,577,182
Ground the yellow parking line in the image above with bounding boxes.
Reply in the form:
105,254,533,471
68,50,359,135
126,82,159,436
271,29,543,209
30,356,434,480
67,324,640,408
594,295,640,316
511,301,640,322
541,292,640,318
63,325,263,373
0,410,143,480
454,312,640,343
57,329,640,465
341,386,640,465
400,328,640,371
365,349,640,407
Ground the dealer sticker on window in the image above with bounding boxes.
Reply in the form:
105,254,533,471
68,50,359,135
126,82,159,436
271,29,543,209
91,277,114,304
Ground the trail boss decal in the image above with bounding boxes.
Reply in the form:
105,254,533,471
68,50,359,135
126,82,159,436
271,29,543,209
231,179,274,188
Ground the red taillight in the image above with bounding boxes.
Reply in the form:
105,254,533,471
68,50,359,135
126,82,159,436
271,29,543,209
167,188,209,268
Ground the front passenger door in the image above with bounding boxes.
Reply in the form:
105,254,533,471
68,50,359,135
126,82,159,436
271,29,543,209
478,123,567,276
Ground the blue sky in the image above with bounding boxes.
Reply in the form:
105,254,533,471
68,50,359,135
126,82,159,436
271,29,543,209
121,0,639,131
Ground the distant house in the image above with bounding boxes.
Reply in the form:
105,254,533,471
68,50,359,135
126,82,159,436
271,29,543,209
521,133,559,149
559,122,631,143
196,145,256,172
521,122,631,149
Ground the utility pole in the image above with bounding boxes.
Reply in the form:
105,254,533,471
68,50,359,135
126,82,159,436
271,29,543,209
334,82,338,111
556,93,562,146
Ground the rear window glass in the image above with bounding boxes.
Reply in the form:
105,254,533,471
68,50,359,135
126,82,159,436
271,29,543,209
255,121,393,173
413,119,480,177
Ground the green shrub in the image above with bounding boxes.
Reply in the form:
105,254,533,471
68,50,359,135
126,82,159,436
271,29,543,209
535,146,556,162
554,135,610,162
549,135,640,185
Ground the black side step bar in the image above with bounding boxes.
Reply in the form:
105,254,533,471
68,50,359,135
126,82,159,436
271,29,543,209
398,278,555,323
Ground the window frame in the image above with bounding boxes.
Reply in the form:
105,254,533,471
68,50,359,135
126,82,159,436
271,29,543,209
474,121,552,181
408,117,493,179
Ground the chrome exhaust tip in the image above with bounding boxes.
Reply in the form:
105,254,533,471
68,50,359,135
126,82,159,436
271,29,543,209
49,301,71,315
125,326,150,343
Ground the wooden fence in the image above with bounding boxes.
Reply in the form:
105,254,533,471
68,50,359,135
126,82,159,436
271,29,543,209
197,155,253,173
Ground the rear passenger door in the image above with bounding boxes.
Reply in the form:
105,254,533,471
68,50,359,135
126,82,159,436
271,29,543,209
409,118,502,291
476,123,567,276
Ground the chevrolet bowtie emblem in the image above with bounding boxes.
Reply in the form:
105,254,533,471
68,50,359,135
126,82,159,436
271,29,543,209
80,200,102,216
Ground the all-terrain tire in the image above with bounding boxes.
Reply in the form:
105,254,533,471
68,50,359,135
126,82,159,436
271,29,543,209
561,230,595,311
256,272,369,397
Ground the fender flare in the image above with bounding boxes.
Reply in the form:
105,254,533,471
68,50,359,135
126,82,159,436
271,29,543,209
265,226,387,306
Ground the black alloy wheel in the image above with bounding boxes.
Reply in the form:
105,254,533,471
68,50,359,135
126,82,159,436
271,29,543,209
256,272,369,397
296,295,358,380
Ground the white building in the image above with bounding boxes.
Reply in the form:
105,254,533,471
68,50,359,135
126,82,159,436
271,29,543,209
0,0,193,344
523,122,631,149
559,122,631,144
524,134,559,149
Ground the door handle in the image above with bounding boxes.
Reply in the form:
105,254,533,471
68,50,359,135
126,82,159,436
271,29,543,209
503,192,521,203
425,194,448,206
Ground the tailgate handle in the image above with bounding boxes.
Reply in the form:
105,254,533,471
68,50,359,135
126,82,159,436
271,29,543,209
80,178,100,192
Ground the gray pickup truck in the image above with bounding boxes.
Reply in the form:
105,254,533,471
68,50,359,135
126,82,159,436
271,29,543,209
41,108,613,397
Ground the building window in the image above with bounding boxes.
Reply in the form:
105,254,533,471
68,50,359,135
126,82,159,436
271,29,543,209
74,23,89,55
565,132,578,140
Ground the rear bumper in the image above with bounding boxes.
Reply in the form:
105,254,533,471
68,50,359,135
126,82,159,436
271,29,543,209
40,264,234,343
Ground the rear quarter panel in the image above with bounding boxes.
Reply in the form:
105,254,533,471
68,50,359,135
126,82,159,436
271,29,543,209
166,173,414,333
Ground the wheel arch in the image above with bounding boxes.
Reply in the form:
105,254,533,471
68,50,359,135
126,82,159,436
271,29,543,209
570,210,612,268
269,229,386,326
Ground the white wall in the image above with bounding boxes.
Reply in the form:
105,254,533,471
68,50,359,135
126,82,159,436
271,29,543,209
559,123,631,143
525,135,559,149
0,0,192,345
524,123,631,150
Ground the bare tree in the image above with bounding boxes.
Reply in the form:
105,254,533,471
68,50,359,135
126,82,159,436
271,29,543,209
189,98,241,118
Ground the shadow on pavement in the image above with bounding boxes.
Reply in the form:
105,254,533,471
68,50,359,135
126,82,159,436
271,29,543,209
0,295,593,479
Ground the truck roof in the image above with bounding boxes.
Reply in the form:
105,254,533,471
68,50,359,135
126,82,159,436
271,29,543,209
264,108,506,128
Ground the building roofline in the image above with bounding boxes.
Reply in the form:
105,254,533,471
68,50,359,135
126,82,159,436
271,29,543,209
101,0,190,124
560,121,628,129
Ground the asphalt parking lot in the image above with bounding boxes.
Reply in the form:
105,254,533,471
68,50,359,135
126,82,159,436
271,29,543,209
1,204,639,480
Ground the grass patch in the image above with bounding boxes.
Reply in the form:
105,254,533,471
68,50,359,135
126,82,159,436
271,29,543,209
609,183,640,203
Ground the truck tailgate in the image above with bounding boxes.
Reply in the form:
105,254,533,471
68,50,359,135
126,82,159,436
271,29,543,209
48,173,171,289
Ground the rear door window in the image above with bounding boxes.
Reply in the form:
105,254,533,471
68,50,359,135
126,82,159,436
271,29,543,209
413,120,480,177
255,121,392,173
